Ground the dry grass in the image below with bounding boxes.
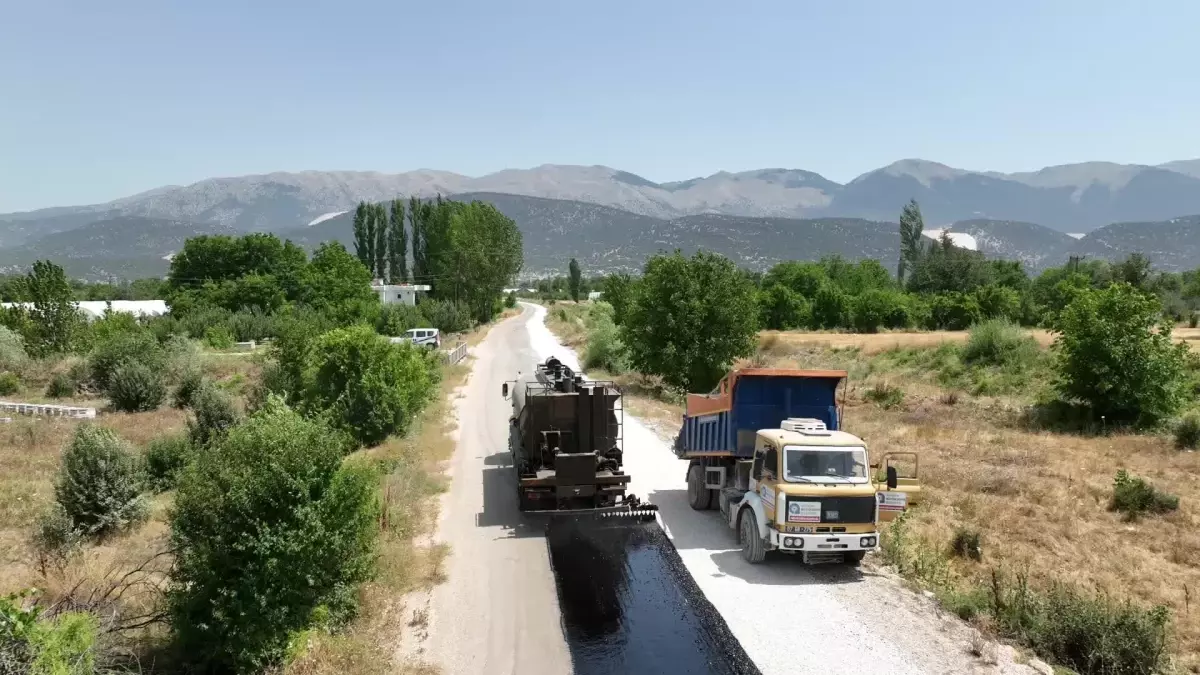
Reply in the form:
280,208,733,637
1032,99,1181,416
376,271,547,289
766,326,1200,355
549,306,1200,671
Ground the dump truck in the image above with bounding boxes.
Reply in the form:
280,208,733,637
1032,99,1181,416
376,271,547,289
503,356,655,517
674,367,920,564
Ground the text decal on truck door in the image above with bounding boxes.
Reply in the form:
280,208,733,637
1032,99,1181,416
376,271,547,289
787,501,821,523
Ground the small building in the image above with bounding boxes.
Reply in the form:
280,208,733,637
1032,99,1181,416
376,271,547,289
371,281,432,306
1,300,169,321
588,291,603,301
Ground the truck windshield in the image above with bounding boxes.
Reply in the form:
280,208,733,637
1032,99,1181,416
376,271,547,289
783,445,868,483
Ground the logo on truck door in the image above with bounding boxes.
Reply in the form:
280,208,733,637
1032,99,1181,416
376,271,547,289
787,501,821,523
877,491,908,511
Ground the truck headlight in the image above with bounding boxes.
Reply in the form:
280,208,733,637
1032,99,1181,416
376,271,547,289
783,537,794,547
860,536,877,547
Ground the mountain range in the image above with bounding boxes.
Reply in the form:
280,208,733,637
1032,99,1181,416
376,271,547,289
2,159,1200,280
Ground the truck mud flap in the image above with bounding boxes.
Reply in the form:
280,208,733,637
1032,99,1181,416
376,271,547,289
545,515,761,675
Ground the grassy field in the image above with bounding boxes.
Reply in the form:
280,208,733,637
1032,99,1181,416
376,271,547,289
762,325,1200,354
546,302,1200,673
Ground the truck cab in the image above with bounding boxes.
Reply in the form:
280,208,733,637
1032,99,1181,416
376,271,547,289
726,420,881,565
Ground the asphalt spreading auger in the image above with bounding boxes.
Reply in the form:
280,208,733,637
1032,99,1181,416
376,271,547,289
501,357,759,675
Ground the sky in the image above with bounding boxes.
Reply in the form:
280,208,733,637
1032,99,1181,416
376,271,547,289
2,0,1199,212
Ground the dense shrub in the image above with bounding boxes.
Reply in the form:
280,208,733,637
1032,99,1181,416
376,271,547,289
1175,411,1200,449
865,382,904,409
188,381,241,447
1110,469,1179,519
172,368,205,409
961,320,1039,369
226,309,278,343
758,284,811,330
582,312,628,373
1053,283,1191,427
144,434,194,492
0,372,19,395
177,305,233,340
925,292,982,330
949,527,982,561
32,504,83,572
168,398,379,673
975,284,1022,321
375,303,428,337
0,326,29,372
247,360,291,413
418,298,472,333
46,372,77,399
53,425,148,538
851,289,911,332
504,291,517,308
0,593,99,675
811,283,850,329
300,325,440,446
108,361,167,412
204,325,235,350
89,330,165,392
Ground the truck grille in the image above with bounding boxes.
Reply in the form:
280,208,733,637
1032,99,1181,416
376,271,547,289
785,495,875,524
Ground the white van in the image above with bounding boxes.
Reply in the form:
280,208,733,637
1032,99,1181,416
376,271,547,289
401,328,440,349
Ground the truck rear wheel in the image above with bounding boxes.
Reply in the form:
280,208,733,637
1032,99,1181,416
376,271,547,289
687,463,713,510
738,508,766,564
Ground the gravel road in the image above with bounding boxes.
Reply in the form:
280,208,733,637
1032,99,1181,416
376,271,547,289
410,304,1048,675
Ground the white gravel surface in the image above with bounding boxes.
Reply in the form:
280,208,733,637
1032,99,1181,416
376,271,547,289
525,304,1045,675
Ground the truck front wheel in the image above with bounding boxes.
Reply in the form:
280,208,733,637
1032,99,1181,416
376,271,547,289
687,463,713,510
845,550,866,566
738,508,766,564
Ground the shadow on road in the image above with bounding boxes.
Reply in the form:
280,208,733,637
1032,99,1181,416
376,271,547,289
708,550,865,585
482,451,512,466
475,464,547,539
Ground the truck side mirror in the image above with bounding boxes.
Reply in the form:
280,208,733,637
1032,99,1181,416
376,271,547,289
502,383,509,398
886,466,898,490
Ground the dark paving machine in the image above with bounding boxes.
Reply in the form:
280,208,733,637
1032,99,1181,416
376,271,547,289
502,356,656,518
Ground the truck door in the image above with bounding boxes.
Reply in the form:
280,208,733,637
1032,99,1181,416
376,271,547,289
873,451,920,522
750,442,779,523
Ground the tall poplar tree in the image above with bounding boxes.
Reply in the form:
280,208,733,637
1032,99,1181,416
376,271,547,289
409,196,426,281
897,199,925,285
388,199,408,283
373,202,388,280
352,202,370,269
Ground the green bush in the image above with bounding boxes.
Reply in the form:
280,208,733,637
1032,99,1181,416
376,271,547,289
247,360,291,414
962,319,1039,369
811,283,851,329
375,303,428,337
32,504,83,571
0,592,99,675
925,292,982,330
144,434,194,492
46,372,77,399
300,325,440,447
188,382,241,448
582,313,628,373
758,284,811,330
53,425,148,538
1053,283,1191,427
168,397,379,674
88,330,164,392
178,305,233,340
865,382,905,409
949,527,982,561
0,325,29,372
0,372,19,395
173,368,205,409
504,291,517,308
204,325,235,350
418,298,472,333
851,289,911,333
975,284,1022,321
1110,469,1179,520
1175,411,1200,449
227,309,277,343
108,361,167,412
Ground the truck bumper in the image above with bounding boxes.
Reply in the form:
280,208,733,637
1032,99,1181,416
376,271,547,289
771,530,879,552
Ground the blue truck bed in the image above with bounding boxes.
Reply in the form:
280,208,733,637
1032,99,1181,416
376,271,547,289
674,369,846,460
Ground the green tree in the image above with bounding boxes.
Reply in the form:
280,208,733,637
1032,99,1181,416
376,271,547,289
23,260,83,356
568,258,582,302
1052,283,1191,427
622,251,758,392
906,232,993,294
975,284,1022,321
409,196,427,281
925,292,982,330
168,398,378,673
758,283,811,330
388,199,408,283
166,234,306,309
897,199,925,284
811,282,851,329
372,202,388,280
602,273,636,325
1113,253,1152,291
851,289,911,332
352,202,369,269
435,200,523,322
762,261,828,298
298,242,378,325
301,325,440,446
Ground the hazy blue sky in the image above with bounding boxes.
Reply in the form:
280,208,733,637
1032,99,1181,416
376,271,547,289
2,0,1198,212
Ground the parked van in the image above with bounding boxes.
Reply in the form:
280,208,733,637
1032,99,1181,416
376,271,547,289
403,328,440,349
